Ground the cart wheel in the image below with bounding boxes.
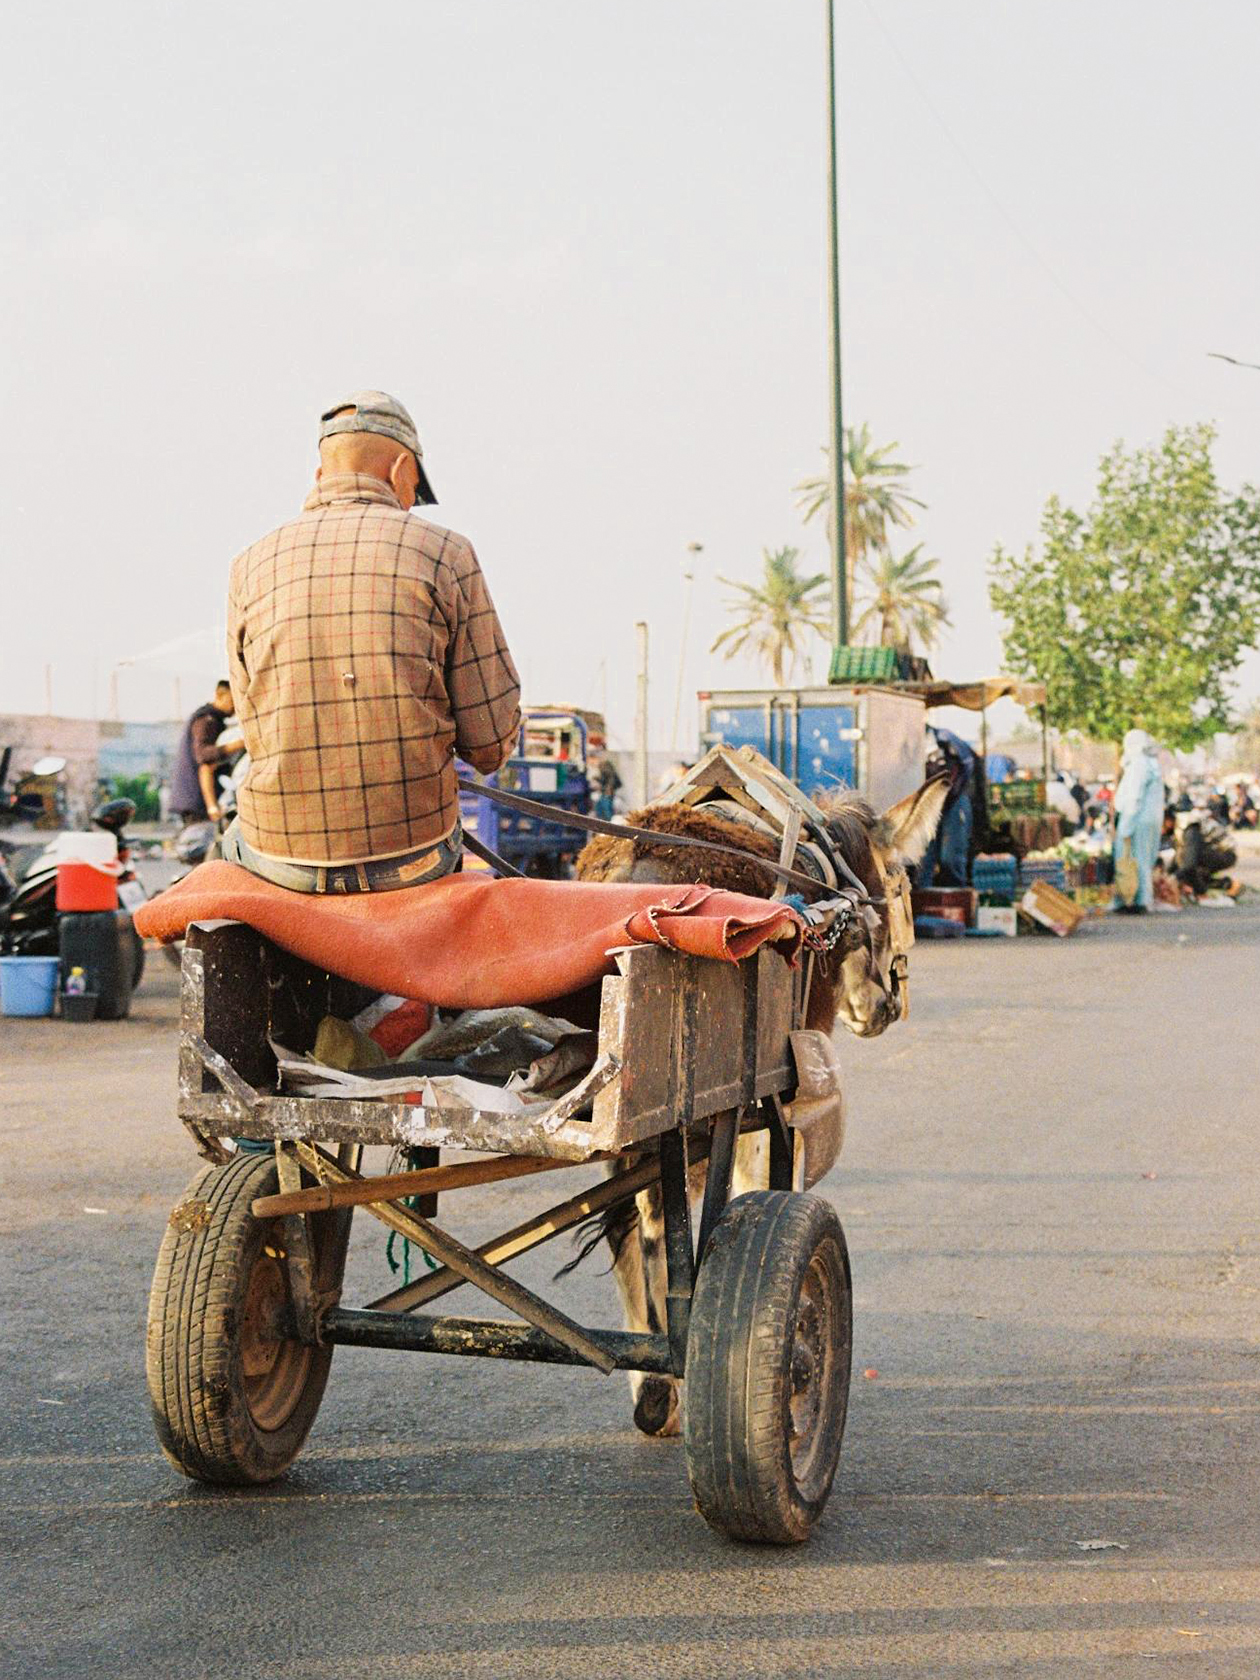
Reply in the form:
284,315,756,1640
146,1152,340,1485
683,1191,852,1543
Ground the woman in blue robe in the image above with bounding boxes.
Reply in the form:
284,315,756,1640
1113,729,1164,911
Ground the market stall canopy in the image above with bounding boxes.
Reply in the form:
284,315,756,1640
905,677,1048,712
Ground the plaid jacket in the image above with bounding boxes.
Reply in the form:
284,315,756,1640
227,474,521,863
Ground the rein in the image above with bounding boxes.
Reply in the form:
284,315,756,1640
457,776,882,904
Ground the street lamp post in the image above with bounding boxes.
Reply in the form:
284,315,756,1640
825,0,848,653
670,541,704,754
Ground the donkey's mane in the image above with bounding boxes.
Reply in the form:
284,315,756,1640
814,786,877,865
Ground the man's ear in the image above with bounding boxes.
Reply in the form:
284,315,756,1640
387,451,411,507
873,775,951,865
315,464,323,483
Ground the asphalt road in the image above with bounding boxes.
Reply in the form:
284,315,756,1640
2,857,1259,1679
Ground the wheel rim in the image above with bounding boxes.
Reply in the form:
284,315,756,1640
239,1236,314,1432
786,1248,843,1496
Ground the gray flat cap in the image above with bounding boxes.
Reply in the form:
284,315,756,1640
318,389,437,505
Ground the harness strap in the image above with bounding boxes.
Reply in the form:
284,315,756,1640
460,827,526,879
457,777,880,903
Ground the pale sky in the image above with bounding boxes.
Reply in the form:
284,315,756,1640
3,0,1259,750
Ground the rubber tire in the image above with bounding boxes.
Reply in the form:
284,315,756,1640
683,1190,852,1544
131,931,145,992
146,1153,338,1485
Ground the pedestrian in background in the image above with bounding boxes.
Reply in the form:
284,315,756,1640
1113,729,1164,912
918,727,975,887
594,755,621,820
170,680,235,823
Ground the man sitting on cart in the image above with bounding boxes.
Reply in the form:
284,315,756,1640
223,390,521,894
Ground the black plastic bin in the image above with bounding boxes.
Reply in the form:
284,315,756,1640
59,910,135,1021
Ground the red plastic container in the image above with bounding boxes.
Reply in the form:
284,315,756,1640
55,860,119,912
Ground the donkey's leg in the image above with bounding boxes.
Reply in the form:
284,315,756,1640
730,1127,769,1197
629,1147,717,1438
602,1174,676,1436
632,1180,682,1436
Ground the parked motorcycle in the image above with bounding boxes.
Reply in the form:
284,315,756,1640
0,749,68,828
0,797,147,1010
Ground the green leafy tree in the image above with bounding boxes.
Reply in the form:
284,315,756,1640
795,423,924,592
711,546,829,686
110,773,160,822
989,424,1260,749
852,543,951,653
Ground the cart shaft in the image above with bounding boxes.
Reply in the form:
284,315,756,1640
322,1307,673,1374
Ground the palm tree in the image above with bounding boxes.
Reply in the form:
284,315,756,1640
710,546,830,687
795,423,924,591
851,544,951,654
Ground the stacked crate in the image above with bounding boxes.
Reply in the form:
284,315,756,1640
969,853,1019,936
1019,856,1068,893
971,853,1019,902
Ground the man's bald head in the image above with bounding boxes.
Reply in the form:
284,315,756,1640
317,423,421,509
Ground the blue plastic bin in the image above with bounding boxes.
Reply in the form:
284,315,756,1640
0,955,61,1017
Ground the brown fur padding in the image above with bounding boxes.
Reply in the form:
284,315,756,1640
573,792,888,1039
575,804,781,899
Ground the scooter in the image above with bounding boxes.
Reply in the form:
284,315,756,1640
0,797,148,996
0,749,68,828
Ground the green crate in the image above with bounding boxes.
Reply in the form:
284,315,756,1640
988,780,1045,814
828,645,904,683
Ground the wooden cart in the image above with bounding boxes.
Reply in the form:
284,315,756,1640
147,918,852,1543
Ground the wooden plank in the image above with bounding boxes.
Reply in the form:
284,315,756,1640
252,1149,595,1219
754,945,795,1097
273,1143,320,1341
185,921,275,1091
366,1153,663,1312
589,943,795,1148
178,1089,607,1160
772,807,803,900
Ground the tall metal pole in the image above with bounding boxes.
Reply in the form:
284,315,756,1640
634,621,650,807
670,542,703,754
825,0,848,653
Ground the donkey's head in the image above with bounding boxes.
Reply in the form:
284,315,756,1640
811,777,948,1039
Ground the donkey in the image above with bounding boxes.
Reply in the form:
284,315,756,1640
573,767,947,1435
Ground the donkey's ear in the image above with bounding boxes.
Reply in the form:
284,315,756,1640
873,775,950,865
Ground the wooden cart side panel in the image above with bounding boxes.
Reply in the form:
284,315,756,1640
590,943,798,1149
754,944,795,1098
177,1092,605,1161
184,921,275,1092
181,922,801,1161
183,920,376,1102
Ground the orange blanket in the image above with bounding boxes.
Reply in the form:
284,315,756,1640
135,861,803,1008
